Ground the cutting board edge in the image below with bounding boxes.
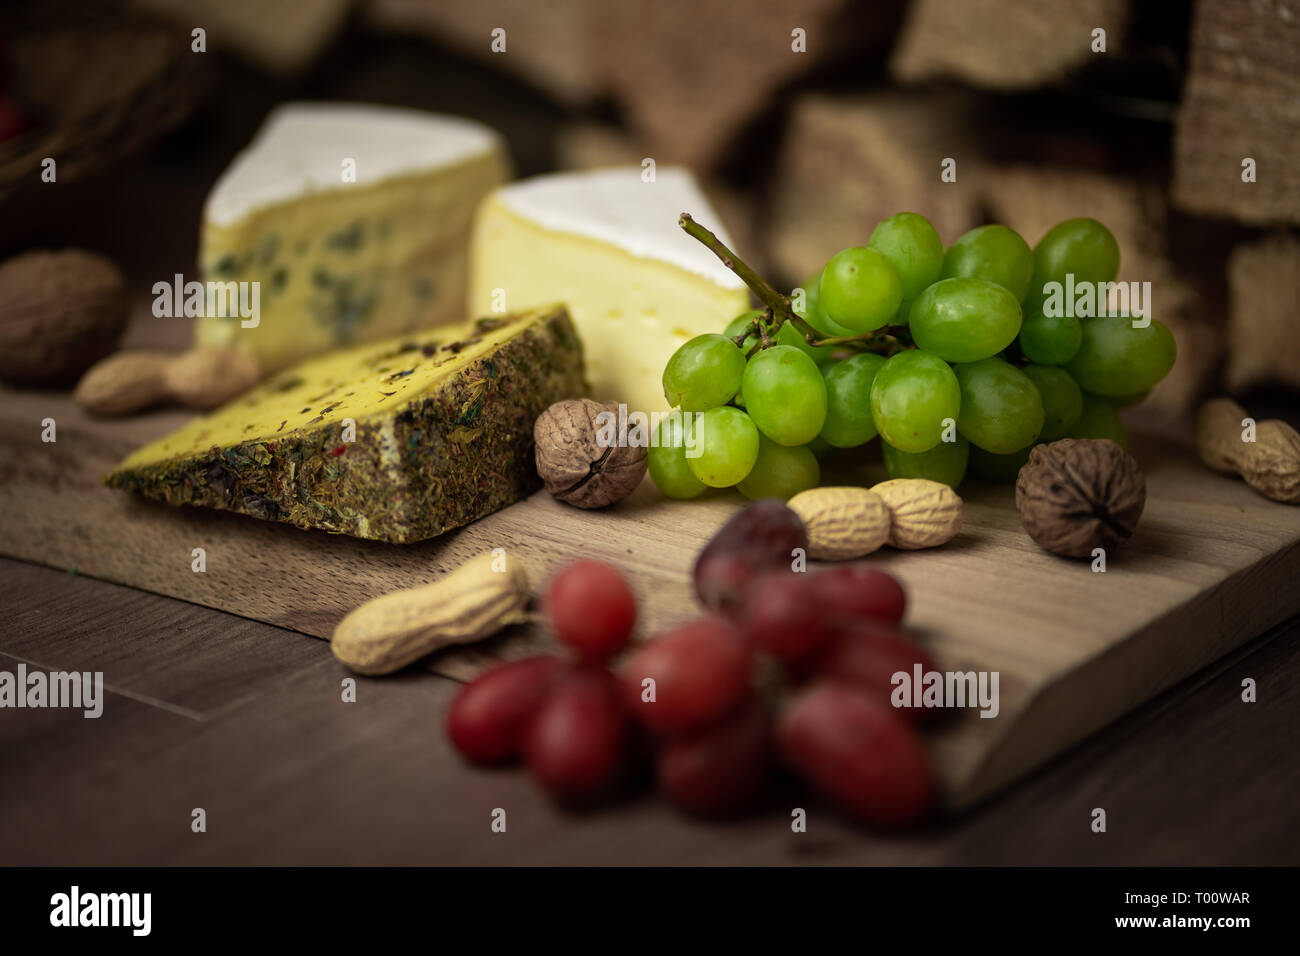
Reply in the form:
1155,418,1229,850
943,537,1300,810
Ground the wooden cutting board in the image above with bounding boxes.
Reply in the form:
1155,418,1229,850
3,386,1299,810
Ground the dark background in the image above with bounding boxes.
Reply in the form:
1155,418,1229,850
3,0,1296,425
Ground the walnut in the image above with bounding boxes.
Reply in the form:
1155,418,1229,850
0,249,129,386
1015,439,1146,558
533,398,647,508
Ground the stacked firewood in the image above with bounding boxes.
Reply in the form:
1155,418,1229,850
132,0,1298,419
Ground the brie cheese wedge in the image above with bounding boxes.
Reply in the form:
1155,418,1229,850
468,167,750,412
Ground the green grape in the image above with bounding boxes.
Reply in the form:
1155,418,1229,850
908,277,1023,363
742,345,828,446
1019,305,1082,366
869,350,961,454
968,444,1033,483
685,406,760,487
806,434,833,457
725,310,837,364
953,357,1045,454
648,412,708,499
819,352,886,448
941,224,1035,302
1021,365,1083,443
737,435,821,500
867,212,945,301
1029,218,1120,305
1066,316,1176,397
892,298,913,327
819,247,903,333
663,333,746,410
797,272,855,337
1068,393,1128,448
882,436,969,489
777,321,839,363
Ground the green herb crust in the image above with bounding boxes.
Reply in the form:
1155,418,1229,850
106,306,586,543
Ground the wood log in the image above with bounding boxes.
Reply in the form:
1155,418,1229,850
553,123,644,171
1172,0,1300,225
890,0,1127,90
1226,233,1300,393
366,1,902,169
132,0,350,74
982,165,1168,287
767,93,984,283
591,0,902,171
364,0,601,106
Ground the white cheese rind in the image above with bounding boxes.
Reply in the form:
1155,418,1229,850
493,167,747,289
205,102,503,227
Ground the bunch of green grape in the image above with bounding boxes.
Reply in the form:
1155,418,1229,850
650,213,1176,500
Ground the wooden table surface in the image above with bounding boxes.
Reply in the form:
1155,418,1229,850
1,22,1296,867
2,554,1296,866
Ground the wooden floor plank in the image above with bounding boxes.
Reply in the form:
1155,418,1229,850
0,680,203,866
1,560,1296,864
0,560,328,719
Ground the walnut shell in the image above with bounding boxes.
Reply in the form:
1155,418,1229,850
1015,439,1146,558
533,398,647,508
0,249,129,386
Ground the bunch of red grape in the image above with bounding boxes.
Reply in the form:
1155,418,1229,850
446,500,940,827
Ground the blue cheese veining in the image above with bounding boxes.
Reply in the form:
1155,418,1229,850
198,102,510,373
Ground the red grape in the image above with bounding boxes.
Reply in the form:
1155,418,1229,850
524,664,628,802
809,619,937,723
545,560,638,660
777,681,935,827
807,564,907,624
742,570,830,662
657,697,772,816
621,617,753,736
446,655,564,764
694,500,808,613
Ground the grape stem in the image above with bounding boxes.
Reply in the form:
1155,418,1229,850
679,212,912,354
727,323,755,349
680,213,790,315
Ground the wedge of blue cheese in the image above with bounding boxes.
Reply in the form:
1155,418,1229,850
198,102,510,373
108,306,585,544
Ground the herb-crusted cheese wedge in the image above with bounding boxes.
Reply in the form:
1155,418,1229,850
107,306,584,544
